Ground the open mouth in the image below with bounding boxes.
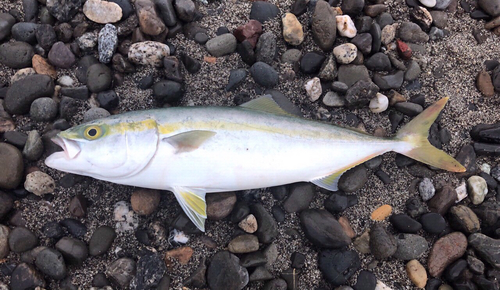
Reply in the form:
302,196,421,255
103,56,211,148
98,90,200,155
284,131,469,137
51,136,81,159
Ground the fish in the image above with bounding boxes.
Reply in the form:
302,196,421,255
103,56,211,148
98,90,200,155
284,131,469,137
45,96,465,231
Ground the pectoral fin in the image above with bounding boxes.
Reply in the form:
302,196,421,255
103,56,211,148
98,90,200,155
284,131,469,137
172,186,207,232
162,130,216,153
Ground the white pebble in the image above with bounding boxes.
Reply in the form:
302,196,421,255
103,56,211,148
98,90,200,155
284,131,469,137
419,0,436,8
479,163,491,175
336,15,357,38
375,280,393,290
238,214,258,233
333,43,357,64
24,171,55,196
369,93,389,113
128,41,170,67
322,91,345,107
57,75,74,87
305,77,322,102
467,175,488,205
113,201,139,233
455,181,467,203
11,68,36,84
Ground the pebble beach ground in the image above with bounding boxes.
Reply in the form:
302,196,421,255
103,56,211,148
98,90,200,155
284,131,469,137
1,0,500,289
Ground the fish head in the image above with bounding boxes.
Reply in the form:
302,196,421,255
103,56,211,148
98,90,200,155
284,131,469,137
45,118,159,179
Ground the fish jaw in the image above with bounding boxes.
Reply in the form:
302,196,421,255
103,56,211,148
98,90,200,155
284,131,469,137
45,137,90,175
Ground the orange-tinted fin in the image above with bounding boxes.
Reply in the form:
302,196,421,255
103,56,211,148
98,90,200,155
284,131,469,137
395,97,466,173
162,130,216,153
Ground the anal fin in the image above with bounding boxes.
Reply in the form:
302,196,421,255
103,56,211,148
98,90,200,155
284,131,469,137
311,171,345,192
172,186,207,232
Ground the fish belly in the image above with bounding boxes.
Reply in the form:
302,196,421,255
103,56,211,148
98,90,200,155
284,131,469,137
125,129,396,192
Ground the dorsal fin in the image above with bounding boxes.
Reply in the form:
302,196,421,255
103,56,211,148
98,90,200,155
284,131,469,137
239,95,295,117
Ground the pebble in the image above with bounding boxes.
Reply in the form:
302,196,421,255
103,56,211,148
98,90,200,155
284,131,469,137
46,0,81,22
114,201,139,233
478,0,500,16
179,53,201,74
240,251,267,268
419,178,435,201
406,259,427,288
249,1,279,23
427,232,467,277
300,51,326,74
42,221,64,239
271,205,285,222
226,68,247,91
164,57,182,82
35,248,67,280
419,0,437,7
0,41,34,69
30,97,58,122
300,209,351,248
381,24,397,45
250,203,278,243
239,214,258,233
389,214,422,233
333,43,358,64
283,183,315,213
9,227,38,253
32,55,57,78
130,189,160,215
250,62,279,88
420,212,446,234
428,185,457,215
96,90,119,110
10,263,46,290
106,257,136,288
206,191,237,220
304,77,322,102
318,249,360,286
184,257,206,288
207,251,249,290
323,91,345,107
338,216,356,238
255,32,277,64
86,63,112,93
338,165,368,192
405,60,422,81
98,24,118,64
153,80,184,104
24,171,55,196
370,22,382,54
398,22,429,43
67,195,87,218
467,175,488,205
282,13,304,45
89,226,116,256
83,107,110,122
369,93,389,113
0,143,23,189
0,225,9,259
233,20,262,48
59,218,87,238
206,33,237,57
174,0,196,22
0,13,15,41
164,246,193,266
371,204,392,221
311,0,337,51
373,71,405,90
77,32,98,52
130,252,166,289
281,48,301,64
11,22,38,44
394,233,429,260
352,33,373,55
35,24,57,51
337,65,370,87
370,223,397,259
341,0,364,15
336,15,357,38
468,233,500,268
4,131,27,149
83,0,122,24
354,270,377,290
0,192,13,220
128,41,170,66
228,234,259,254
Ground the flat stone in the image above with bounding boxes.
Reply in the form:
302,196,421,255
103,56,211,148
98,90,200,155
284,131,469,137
0,41,34,69
300,209,351,248
0,143,23,189
318,249,360,286
207,192,237,220
83,0,122,24
337,65,370,87
34,248,67,280
407,259,427,288
10,263,46,290
369,223,397,260
249,1,279,23
228,234,259,254
468,233,500,268
9,227,38,253
135,0,166,35
449,205,480,234
398,22,429,43
207,251,249,290
394,233,429,260
311,0,337,51
206,34,237,57
428,185,457,215
428,232,467,277
89,226,116,256
106,257,136,288
128,41,170,67
46,0,83,22
282,13,304,46
24,171,55,196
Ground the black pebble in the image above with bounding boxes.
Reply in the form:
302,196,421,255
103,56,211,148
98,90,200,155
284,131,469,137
300,52,326,74
138,75,154,90
375,170,392,184
194,32,209,44
425,278,442,290
389,213,422,233
291,252,306,269
216,26,229,35
420,212,446,234
444,259,467,282
353,270,377,290
59,218,87,238
42,221,64,239
96,90,119,110
271,205,285,222
135,229,151,246
92,272,110,287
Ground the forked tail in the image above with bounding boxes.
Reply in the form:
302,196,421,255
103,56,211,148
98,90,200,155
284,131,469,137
394,97,466,172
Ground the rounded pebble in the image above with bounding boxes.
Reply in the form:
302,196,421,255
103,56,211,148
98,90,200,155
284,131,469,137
370,204,392,221
369,93,389,113
24,171,55,196
406,259,427,288
131,189,161,215
9,227,38,253
89,226,117,256
467,175,487,205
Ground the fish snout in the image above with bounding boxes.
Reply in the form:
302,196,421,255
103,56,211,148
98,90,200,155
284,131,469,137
51,136,81,159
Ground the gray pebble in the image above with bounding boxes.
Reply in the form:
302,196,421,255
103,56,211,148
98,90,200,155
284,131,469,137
256,32,277,64
23,130,44,161
83,108,110,122
0,41,34,69
418,177,435,201
0,13,16,41
9,227,38,253
249,62,279,88
206,34,237,57
86,63,112,93
98,24,118,64
35,248,67,280
106,257,137,288
30,97,58,122
393,233,429,260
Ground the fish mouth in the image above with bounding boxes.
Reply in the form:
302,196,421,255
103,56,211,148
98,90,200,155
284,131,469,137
51,136,81,159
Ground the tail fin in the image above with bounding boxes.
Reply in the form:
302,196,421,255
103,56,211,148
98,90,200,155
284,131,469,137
395,97,466,173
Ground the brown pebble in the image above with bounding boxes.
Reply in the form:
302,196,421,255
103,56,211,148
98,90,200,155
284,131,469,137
69,194,88,217
406,259,427,288
476,70,495,97
338,216,356,238
32,55,57,79
165,246,193,269
204,56,216,63
130,189,160,215
0,118,15,133
370,204,392,221
388,90,406,106
428,232,467,277
353,230,371,254
238,214,258,233
206,191,236,220
427,185,457,215
485,15,500,30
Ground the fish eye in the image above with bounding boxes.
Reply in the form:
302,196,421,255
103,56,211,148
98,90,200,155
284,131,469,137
84,125,102,140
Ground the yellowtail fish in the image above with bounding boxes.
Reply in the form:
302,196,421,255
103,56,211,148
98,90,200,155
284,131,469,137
45,96,465,231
